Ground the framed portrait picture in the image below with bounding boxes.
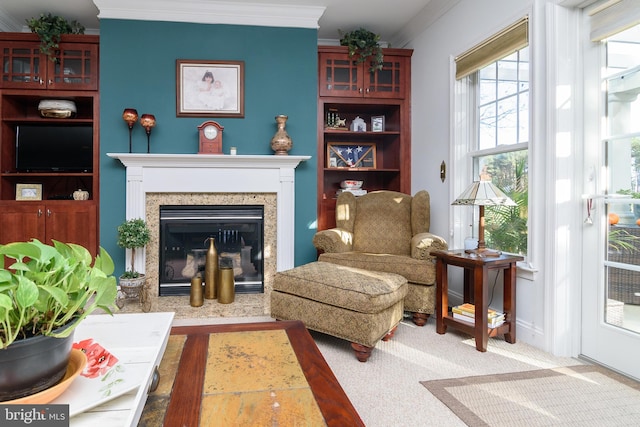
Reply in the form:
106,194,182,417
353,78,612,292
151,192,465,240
176,60,245,118
371,115,385,132
327,143,376,169
16,183,42,200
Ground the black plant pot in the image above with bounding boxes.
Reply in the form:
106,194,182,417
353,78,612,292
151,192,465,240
0,328,74,401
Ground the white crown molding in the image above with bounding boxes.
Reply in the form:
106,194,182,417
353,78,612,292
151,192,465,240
93,0,325,29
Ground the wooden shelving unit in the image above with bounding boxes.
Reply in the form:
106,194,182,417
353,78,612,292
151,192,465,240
317,46,413,230
0,33,100,254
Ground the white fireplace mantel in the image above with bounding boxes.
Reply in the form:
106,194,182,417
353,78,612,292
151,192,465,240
107,153,310,273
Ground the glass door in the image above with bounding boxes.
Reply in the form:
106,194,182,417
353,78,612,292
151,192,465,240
582,25,640,380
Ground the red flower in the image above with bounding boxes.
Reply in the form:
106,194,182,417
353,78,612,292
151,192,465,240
73,338,119,379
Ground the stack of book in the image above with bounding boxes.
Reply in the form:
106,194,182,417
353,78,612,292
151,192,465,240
451,303,505,328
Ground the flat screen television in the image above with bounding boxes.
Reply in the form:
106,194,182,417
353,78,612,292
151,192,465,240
16,124,93,172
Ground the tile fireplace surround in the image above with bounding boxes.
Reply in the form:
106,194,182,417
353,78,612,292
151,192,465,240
108,153,310,319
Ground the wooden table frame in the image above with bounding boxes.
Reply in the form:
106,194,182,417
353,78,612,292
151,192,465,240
165,320,364,426
432,250,524,352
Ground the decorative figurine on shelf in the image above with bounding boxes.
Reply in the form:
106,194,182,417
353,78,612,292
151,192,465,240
326,110,347,130
73,189,89,200
350,116,366,132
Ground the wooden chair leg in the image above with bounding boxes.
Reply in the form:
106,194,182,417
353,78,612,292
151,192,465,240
350,343,373,362
412,312,429,326
381,325,398,342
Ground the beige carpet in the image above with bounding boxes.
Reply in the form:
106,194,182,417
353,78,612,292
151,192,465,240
421,364,640,426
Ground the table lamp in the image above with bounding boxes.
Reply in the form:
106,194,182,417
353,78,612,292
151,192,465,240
452,179,516,256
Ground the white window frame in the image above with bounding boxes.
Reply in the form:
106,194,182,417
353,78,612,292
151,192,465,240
451,28,535,278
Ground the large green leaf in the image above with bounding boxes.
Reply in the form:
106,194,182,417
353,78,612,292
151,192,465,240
39,284,69,307
0,241,41,261
15,276,38,309
0,293,12,310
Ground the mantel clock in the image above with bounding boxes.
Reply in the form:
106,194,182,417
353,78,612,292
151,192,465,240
197,121,224,154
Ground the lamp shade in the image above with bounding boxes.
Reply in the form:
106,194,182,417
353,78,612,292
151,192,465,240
452,180,517,206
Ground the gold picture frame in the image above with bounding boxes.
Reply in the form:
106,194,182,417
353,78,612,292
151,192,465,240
176,59,245,118
327,143,376,169
16,183,42,200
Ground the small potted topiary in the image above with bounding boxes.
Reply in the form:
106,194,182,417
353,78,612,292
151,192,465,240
26,13,85,62
116,218,151,305
339,27,384,73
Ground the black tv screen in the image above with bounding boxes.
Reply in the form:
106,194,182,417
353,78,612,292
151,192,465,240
16,125,93,172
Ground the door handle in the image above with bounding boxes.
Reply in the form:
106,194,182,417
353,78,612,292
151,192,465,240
38,209,42,217
47,209,52,217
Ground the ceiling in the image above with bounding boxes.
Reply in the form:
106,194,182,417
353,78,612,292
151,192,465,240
0,0,438,44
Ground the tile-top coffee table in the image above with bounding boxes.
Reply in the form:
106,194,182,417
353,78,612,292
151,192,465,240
61,312,174,426
153,320,364,426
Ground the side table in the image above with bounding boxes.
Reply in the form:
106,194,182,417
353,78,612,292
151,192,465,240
432,250,523,352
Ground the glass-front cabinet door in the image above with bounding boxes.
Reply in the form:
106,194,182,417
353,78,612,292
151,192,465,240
0,34,98,90
0,41,43,88
319,51,363,97
318,47,410,99
48,43,98,90
366,56,407,99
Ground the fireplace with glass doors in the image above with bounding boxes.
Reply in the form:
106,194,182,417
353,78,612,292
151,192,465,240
159,205,264,296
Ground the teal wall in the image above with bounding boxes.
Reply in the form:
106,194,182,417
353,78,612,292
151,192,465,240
99,20,318,274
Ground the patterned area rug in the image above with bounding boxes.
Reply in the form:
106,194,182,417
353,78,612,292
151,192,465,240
421,365,640,426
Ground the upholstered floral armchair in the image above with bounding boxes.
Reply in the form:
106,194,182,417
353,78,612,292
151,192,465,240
313,190,448,325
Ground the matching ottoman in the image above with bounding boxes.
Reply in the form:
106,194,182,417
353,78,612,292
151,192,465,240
271,261,408,362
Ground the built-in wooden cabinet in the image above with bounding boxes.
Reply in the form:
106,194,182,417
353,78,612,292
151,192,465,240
0,202,97,252
0,33,99,91
317,46,413,231
0,33,99,254
319,46,410,99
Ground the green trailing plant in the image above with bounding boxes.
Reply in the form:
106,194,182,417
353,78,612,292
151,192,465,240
0,239,117,349
116,218,151,279
26,13,85,62
339,27,384,73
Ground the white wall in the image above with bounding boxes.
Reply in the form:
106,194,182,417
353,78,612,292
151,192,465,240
407,0,583,356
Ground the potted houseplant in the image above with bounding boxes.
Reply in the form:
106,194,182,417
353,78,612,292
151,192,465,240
339,27,384,73
116,218,151,302
0,239,117,401
26,13,85,62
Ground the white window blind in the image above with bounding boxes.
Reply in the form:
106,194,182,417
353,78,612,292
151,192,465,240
590,0,640,41
455,17,529,80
